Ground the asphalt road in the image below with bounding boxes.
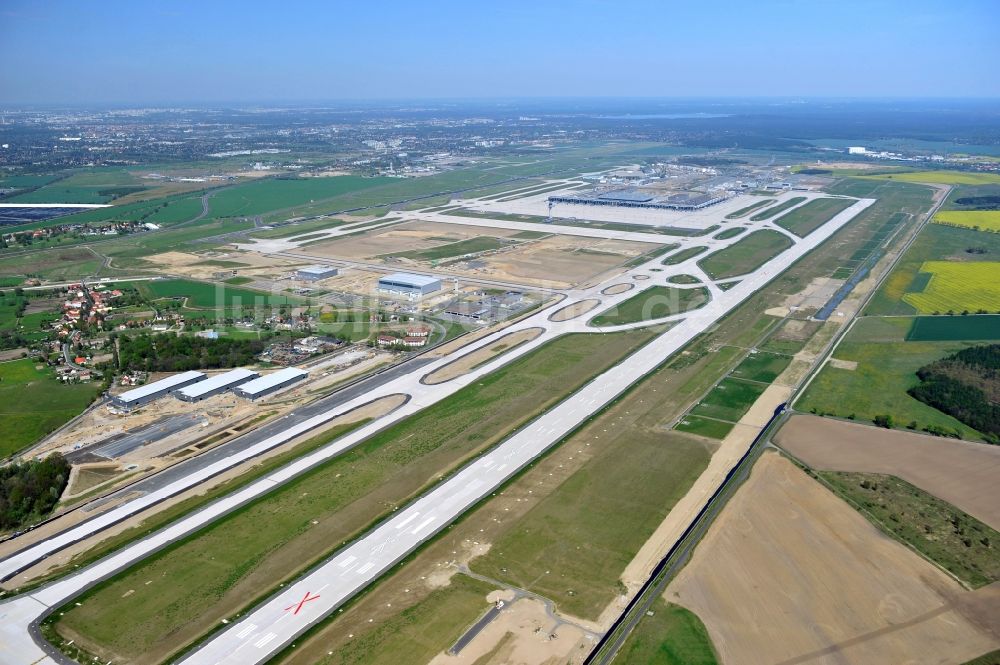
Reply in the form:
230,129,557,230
450,606,502,655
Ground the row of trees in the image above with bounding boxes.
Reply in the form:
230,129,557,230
0,453,70,532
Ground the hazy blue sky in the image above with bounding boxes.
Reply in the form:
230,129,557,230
2,0,998,104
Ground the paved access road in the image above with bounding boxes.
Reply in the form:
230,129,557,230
0,192,873,665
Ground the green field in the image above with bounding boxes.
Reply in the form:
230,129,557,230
689,377,767,423
383,236,509,261
0,174,62,190
773,197,855,237
819,472,1000,588
666,274,701,284
730,350,793,382
471,409,710,620
617,600,718,665
725,198,774,219
0,359,102,458
223,276,253,285
0,247,102,281
906,315,1000,341
748,196,806,221
203,176,390,220
52,329,655,662
143,197,204,224
136,278,302,309
590,286,709,326
673,415,735,439
796,318,985,439
511,229,549,239
8,168,147,204
963,649,1000,665
713,227,746,240
697,230,793,280
661,246,708,265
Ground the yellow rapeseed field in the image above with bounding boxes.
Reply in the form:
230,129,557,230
934,210,1000,232
864,170,1000,185
902,261,1000,313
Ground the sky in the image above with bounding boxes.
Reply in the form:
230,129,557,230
1,0,998,105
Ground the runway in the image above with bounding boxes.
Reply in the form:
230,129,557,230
0,193,874,665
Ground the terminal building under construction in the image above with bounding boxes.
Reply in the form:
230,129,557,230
548,188,727,211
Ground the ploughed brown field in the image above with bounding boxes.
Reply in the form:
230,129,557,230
775,414,1000,530
667,453,1000,665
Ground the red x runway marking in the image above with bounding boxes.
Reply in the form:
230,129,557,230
284,591,320,615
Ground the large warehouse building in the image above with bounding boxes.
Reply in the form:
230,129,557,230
234,367,309,400
175,368,259,402
377,272,442,299
295,265,339,281
112,370,206,410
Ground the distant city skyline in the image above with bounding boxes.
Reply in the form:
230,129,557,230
2,0,998,104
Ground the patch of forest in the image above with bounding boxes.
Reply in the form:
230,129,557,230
116,332,267,372
0,453,70,532
909,344,1000,443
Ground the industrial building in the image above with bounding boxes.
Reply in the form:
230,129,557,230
443,301,490,321
111,370,206,410
234,367,308,400
377,272,442,299
295,265,339,281
549,188,727,211
175,368,259,402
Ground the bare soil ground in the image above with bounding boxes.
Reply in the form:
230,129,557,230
0,347,27,361
146,250,303,280
64,463,123,497
476,236,644,288
775,415,1000,530
302,221,520,260
423,328,543,385
668,453,1000,665
303,226,645,289
426,595,594,665
549,299,600,322
601,283,634,295
780,276,844,312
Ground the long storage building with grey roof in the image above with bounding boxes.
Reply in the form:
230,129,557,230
233,367,309,400
175,368,259,402
111,370,206,410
